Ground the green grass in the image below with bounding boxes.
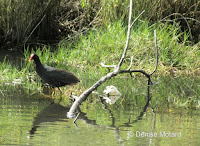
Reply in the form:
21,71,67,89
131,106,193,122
22,20,199,91
2,20,200,85
0,20,199,107
48,21,199,76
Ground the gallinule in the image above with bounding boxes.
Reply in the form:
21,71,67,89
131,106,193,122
29,54,80,102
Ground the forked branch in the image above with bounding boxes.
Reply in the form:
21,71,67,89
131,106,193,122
67,0,158,119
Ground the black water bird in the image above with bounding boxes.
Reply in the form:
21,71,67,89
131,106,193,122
29,54,80,102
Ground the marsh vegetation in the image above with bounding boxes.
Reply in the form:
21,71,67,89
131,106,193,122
0,0,199,145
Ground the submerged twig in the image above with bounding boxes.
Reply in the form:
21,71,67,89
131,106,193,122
73,112,80,124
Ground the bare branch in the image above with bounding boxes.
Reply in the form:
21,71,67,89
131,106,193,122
102,9,144,71
160,13,193,40
67,71,118,118
121,30,158,79
23,14,46,44
66,0,152,119
127,55,134,70
119,69,150,79
130,10,145,28
100,62,117,69
150,30,158,75
117,0,132,69
117,8,145,69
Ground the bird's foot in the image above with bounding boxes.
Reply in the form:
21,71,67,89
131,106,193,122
41,93,52,98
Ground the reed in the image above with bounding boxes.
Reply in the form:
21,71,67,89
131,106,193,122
25,21,200,78
0,20,199,108
0,0,199,48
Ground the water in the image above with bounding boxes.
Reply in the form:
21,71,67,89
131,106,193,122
0,77,199,145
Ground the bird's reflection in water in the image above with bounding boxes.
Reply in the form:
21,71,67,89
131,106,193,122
29,102,96,137
29,80,154,140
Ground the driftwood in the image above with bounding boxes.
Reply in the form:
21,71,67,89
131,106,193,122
67,0,158,119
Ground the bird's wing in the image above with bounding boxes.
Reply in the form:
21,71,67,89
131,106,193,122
45,66,79,85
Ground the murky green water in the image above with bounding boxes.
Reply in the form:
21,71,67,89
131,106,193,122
0,76,199,145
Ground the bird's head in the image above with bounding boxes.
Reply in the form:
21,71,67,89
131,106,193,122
29,54,40,64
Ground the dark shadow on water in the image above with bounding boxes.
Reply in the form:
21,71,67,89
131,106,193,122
121,79,155,127
29,102,96,138
29,79,155,144
97,79,155,144
99,79,155,128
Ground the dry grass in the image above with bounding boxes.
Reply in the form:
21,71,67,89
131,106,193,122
0,0,199,49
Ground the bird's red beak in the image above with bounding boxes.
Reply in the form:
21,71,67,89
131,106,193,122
29,54,34,61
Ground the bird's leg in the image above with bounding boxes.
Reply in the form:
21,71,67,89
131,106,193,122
51,88,55,102
58,87,62,103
